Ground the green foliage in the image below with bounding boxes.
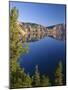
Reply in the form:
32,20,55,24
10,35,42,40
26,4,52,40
55,61,63,86
32,65,40,87
10,6,27,70
10,63,25,88
22,73,32,88
10,7,27,62
10,63,32,88
40,75,51,87
10,7,31,89
10,7,18,23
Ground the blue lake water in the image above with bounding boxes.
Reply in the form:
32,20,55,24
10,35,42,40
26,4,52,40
20,37,66,82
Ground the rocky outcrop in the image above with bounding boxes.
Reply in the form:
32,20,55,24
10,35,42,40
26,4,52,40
47,24,66,40
19,22,65,42
20,22,47,41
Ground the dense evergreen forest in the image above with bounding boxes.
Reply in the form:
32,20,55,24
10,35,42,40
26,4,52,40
10,7,64,89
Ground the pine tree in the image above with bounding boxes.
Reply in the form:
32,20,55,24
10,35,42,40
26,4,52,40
40,75,51,87
32,65,40,87
10,7,27,63
22,73,32,88
9,7,29,88
55,61,63,86
10,64,26,88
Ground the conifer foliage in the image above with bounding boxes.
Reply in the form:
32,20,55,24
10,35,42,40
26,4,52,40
41,75,51,87
55,61,63,86
32,65,40,87
10,7,32,89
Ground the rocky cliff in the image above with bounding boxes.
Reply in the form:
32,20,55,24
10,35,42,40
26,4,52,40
19,22,66,41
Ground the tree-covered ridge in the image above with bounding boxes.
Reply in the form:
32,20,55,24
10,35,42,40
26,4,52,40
10,7,65,89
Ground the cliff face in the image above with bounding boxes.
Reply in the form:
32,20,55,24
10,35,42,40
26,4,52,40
47,24,66,40
20,22,47,41
19,22,65,42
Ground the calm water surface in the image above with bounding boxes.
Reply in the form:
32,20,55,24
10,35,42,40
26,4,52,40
20,37,66,82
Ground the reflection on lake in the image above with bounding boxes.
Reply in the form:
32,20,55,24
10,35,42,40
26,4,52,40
20,37,66,82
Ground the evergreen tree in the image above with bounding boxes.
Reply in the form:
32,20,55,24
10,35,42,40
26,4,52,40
10,64,26,88
32,65,40,87
22,73,32,88
10,65,32,88
10,7,27,64
40,75,51,87
9,7,30,88
55,61,63,86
